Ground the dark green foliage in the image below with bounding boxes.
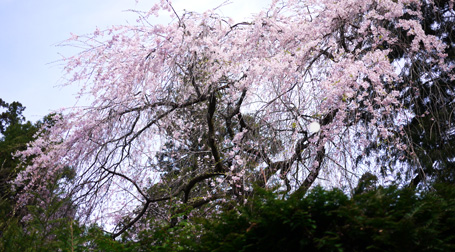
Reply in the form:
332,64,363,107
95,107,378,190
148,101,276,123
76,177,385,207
133,219,203,251
0,100,38,233
0,216,137,252
3,182,454,251
173,184,455,252
193,187,349,251
0,99,26,134
353,172,378,195
1,181,136,251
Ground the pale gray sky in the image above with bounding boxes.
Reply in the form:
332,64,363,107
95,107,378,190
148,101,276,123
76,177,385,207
0,0,269,121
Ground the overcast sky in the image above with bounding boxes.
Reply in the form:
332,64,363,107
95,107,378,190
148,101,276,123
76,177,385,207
0,0,269,122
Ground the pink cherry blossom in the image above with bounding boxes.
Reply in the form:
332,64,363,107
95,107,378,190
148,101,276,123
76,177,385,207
14,0,451,237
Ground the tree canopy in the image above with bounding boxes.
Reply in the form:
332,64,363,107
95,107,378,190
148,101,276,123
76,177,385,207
12,0,454,239
0,99,36,222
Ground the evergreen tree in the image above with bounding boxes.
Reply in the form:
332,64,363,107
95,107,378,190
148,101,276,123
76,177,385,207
363,0,455,186
0,99,37,224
